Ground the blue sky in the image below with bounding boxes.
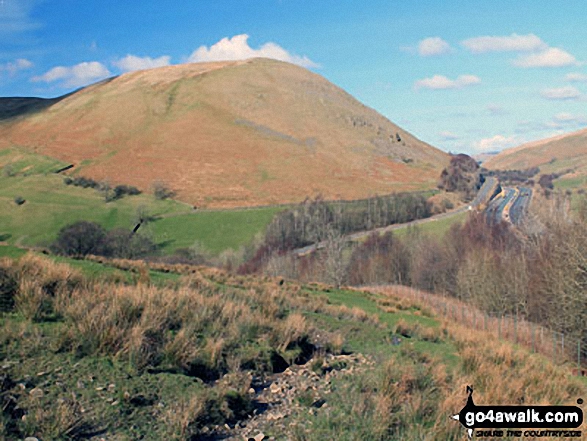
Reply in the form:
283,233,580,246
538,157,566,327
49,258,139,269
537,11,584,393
1,0,587,155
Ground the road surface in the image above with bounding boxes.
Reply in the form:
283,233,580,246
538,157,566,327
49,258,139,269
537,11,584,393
485,186,532,225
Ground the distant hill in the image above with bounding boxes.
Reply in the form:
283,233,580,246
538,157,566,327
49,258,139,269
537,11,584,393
0,96,67,121
473,151,498,165
484,128,587,172
0,58,448,208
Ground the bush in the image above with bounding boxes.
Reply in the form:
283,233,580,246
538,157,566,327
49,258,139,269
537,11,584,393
50,221,107,257
538,174,555,190
0,262,17,312
153,181,175,200
102,229,156,259
67,176,100,189
13,196,25,205
2,164,15,177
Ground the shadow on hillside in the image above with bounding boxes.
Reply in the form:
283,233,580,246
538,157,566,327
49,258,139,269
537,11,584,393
0,96,67,121
0,77,119,121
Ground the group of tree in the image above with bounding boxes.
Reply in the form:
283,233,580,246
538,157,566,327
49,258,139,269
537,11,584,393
64,176,142,202
51,221,156,259
239,194,431,274
265,194,431,251
438,153,482,201
63,176,178,202
482,167,540,186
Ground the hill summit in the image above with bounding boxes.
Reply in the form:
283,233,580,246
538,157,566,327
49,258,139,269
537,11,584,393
0,58,448,208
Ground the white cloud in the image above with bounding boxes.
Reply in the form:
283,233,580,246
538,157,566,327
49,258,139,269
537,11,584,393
513,47,577,68
551,112,587,127
417,37,452,56
439,131,459,140
187,34,318,68
540,86,581,100
553,112,577,122
414,74,481,90
1,58,33,75
473,135,519,152
566,72,587,82
461,33,546,53
113,54,171,72
32,61,111,88
487,104,506,115
461,33,578,69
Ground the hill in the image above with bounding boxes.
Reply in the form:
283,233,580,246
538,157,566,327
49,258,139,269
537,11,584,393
484,128,587,187
0,58,448,208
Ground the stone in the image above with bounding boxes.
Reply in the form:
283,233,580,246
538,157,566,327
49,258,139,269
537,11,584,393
29,388,44,398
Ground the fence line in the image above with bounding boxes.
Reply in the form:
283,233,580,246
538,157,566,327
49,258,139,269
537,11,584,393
369,285,586,376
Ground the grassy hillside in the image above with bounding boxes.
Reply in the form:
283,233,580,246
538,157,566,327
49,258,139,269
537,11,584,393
0,147,280,254
0,58,449,208
484,128,587,189
0,253,584,440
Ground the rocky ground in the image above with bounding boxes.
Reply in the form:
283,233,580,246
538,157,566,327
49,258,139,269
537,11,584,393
201,353,374,441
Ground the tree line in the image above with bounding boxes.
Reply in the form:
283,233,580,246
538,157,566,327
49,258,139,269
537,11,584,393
245,192,587,352
238,193,431,274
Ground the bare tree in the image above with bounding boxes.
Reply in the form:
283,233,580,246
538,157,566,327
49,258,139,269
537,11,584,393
323,225,347,288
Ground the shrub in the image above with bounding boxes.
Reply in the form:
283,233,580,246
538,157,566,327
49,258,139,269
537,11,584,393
0,260,17,312
538,174,555,190
2,164,15,177
102,229,156,259
69,176,100,189
152,181,175,200
111,184,142,201
13,196,25,205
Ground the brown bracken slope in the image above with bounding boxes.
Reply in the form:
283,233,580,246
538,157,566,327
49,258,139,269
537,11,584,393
484,128,587,174
0,58,448,208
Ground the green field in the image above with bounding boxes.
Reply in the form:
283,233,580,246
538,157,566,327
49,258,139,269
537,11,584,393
151,207,284,254
555,176,587,190
392,210,468,238
0,147,282,255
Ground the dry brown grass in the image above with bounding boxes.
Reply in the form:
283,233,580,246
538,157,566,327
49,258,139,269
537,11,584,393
4,253,83,321
369,285,583,371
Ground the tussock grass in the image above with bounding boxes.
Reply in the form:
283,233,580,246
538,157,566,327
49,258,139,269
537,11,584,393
1,253,348,378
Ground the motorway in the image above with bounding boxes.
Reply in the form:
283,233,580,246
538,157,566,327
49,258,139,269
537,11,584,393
509,187,533,225
485,186,532,226
293,177,500,257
